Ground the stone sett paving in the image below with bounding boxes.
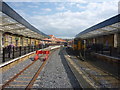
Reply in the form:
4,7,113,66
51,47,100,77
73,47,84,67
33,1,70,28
33,48,81,88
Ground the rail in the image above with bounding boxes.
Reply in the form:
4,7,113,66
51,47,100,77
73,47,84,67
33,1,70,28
1,45,60,89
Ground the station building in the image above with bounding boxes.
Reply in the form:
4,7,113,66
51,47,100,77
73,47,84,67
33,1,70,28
0,2,49,62
0,2,49,50
75,14,120,58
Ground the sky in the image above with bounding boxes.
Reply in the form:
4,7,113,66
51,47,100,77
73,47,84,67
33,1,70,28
5,0,119,39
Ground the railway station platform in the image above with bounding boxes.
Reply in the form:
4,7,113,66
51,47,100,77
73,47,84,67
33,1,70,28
0,46,120,89
65,47,120,88
0,46,81,89
0,1,120,89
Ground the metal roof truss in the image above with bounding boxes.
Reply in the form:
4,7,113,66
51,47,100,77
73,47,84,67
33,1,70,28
0,11,45,39
79,22,120,39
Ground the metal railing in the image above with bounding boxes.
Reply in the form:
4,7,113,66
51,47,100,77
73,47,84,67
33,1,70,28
2,44,49,63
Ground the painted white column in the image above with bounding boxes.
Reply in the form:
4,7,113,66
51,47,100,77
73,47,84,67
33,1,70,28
114,33,119,48
0,31,2,53
118,33,120,47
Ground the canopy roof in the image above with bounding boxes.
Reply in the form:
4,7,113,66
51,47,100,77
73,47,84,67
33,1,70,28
0,2,49,39
76,14,120,39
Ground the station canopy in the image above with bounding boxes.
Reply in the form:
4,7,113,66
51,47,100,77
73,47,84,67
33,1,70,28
0,2,49,39
76,14,120,39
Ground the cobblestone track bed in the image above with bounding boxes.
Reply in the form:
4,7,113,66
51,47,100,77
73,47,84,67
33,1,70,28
33,48,81,88
66,47,120,88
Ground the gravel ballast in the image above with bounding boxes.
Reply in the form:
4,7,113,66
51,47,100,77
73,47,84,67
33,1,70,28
2,56,34,84
33,48,80,88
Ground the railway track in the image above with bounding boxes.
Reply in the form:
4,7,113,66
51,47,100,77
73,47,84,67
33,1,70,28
76,60,120,88
65,47,120,88
1,49,56,89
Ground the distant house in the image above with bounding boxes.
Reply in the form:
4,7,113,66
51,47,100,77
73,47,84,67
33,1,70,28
43,35,66,45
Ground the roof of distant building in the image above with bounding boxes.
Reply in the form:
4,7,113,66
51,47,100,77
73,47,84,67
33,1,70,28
43,35,66,42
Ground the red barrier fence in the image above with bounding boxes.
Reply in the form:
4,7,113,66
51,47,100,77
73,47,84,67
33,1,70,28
34,50,50,61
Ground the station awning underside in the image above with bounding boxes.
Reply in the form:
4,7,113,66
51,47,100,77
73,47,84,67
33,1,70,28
76,14,120,39
0,2,49,39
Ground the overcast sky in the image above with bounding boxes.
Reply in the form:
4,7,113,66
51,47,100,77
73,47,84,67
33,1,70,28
6,0,119,39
